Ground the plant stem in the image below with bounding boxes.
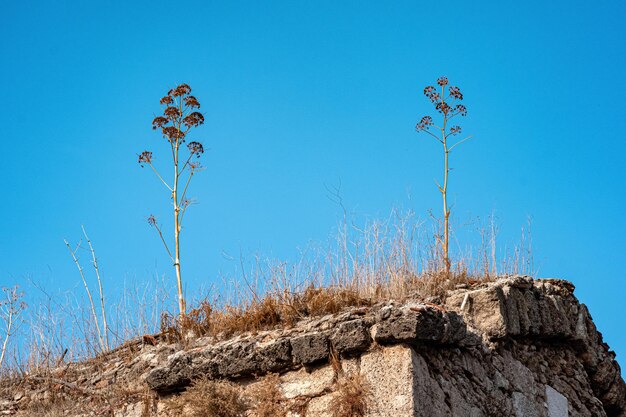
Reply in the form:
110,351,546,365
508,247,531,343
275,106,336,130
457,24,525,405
81,226,109,351
441,85,451,274
64,240,105,352
173,100,185,317
0,299,13,368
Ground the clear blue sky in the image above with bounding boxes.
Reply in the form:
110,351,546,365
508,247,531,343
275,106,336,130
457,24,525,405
1,1,625,364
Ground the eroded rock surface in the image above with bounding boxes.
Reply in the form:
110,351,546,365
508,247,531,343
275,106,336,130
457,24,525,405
1,276,624,417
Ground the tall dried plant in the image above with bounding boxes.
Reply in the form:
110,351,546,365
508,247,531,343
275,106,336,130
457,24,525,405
64,226,109,352
138,83,205,317
0,286,26,369
415,76,471,274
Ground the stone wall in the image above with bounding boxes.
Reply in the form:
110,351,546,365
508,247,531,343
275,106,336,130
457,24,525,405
1,276,624,416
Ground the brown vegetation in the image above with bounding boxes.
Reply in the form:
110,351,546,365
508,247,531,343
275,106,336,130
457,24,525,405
168,377,246,417
248,373,286,417
330,373,370,417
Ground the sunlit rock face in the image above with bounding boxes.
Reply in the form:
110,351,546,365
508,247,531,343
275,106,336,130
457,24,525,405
2,276,624,417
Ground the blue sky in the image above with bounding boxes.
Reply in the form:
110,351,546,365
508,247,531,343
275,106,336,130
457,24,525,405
1,0,625,364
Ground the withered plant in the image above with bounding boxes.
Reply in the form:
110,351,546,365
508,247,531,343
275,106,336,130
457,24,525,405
330,372,370,417
138,83,205,317
64,226,109,352
168,377,246,417
0,286,26,369
248,373,286,417
415,76,471,274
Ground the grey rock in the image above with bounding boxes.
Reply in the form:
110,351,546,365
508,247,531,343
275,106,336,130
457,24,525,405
5,275,625,417
374,305,447,344
291,332,329,364
330,319,372,354
146,352,192,392
512,391,541,417
256,338,292,373
214,341,259,377
546,385,568,417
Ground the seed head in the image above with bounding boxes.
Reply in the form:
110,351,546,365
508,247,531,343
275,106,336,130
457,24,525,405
160,95,174,106
169,83,192,97
424,86,440,103
152,116,169,130
187,141,204,157
436,101,451,115
416,116,433,131
450,126,462,135
183,112,205,128
162,126,185,142
147,215,157,226
138,151,152,166
437,77,449,86
184,96,201,109
449,86,463,100
454,104,467,116
164,106,182,120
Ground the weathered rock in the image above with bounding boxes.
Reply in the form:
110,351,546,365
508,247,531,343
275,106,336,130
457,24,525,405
145,351,192,393
372,304,469,346
256,338,292,373
291,332,329,365
2,276,624,417
330,319,372,354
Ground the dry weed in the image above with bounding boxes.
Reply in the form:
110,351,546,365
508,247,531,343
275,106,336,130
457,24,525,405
162,286,372,342
248,373,286,417
330,373,370,417
169,376,246,417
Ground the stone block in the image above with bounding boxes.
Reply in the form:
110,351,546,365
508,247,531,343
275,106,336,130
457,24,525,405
546,385,568,417
256,338,292,373
361,345,415,416
291,333,329,365
512,392,541,417
373,305,446,344
331,319,372,354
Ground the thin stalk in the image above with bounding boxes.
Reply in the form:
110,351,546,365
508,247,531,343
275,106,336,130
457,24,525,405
81,226,109,351
0,302,13,368
173,99,185,317
64,240,105,352
440,84,451,274
148,163,172,192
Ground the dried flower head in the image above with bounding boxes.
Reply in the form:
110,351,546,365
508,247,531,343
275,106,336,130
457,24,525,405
152,116,169,130
454,104,467,116
164,106,182,120
138,151,152,166
437,76,449,86
436,101,451,115
147,214,157,226
183,112,205,128
184,96,201,108
424,86,440,103
416,115,433,131
160,95,174,105
187,141,204,157
450,126,462,135
162,126,185,142
170,83,192,97
449,86,463,100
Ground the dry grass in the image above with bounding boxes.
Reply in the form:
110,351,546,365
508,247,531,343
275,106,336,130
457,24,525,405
248,373,286,417
168,376,247,417
163,285,373,341
157,209,534,342
330,373,370,417
3,208,534,374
